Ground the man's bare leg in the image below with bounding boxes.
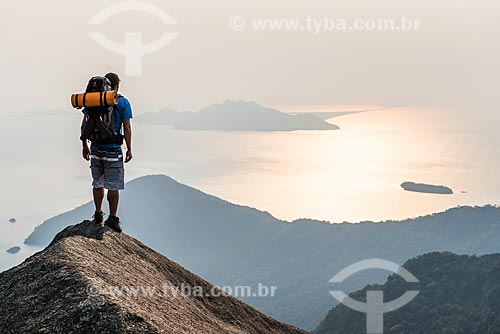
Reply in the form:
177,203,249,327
93,187,105,212
107,190,119,217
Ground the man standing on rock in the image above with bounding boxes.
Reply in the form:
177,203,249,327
81,72,133,233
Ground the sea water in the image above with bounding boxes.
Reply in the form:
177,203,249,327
0,105,499,271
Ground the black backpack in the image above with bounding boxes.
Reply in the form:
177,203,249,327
80,76,123,145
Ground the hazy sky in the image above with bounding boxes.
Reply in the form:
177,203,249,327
2,0,499,114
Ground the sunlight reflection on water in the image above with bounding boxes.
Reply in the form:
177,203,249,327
1,106,499,264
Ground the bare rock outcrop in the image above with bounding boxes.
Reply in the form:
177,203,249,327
0,221,306,334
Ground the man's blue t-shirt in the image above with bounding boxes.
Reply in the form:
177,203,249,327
82,96,133,149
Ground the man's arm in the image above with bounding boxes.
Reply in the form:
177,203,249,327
81,116,90,161
123,118,133,163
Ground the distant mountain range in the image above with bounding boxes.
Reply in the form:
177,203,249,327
135,100,340,131
24,175,500,330
313,252,500,334
2,221,305,334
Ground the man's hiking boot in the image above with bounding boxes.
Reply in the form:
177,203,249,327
105,216,123,233
93,211,104,225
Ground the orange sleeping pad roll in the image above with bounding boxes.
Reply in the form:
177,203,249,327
71,91,118,109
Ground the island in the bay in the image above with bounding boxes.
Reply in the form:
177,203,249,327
136,100,340,131
401,181,453,194
6,246,21,254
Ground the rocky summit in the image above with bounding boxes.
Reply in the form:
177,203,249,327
0,221,305,334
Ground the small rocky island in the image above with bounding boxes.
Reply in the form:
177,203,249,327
401,182,453,195
6,246,21,254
